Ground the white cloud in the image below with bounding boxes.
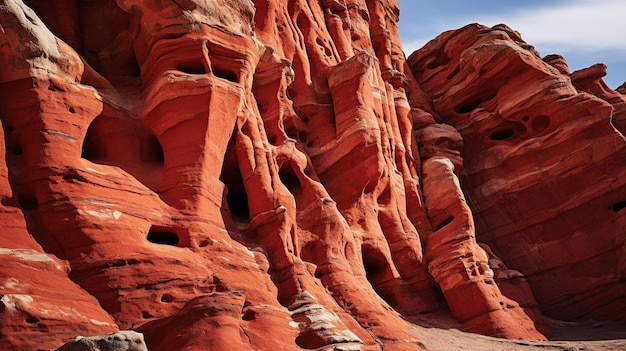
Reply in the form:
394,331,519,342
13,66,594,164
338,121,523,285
454,0,626,55
397,0,626,87
402,39,428,56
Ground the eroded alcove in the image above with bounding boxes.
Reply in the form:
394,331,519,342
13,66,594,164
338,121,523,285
82,117,164,165
24,0,141,85
220,130,250,224
147,227,180,246
278,162,303,197
81,115,165,190
361,244,397,307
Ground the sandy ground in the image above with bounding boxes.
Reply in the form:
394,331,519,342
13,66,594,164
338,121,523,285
406,310,626,351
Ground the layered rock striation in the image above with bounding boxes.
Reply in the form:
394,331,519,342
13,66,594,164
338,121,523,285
0,1,624,350
408,23,626,324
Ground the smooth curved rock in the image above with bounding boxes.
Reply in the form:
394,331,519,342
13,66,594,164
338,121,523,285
55,331,147,351
1,1,625,350
408,23,626,324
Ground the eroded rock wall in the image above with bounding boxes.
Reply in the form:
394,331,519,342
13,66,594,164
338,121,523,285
408,23,626,323
0,1,624,350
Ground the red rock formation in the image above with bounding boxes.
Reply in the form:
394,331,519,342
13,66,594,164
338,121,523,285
408,23,626,324
1,1,624,351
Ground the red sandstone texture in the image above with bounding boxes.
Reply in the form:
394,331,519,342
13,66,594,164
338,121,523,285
0,1,624,350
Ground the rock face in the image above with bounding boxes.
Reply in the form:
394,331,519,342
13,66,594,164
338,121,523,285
407,23,626,324
0,1,624,351
55,331,147,351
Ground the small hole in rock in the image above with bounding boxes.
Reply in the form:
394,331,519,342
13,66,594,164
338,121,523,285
160,294,174,303
177,63,206,75
142,311,153,318
427,59,440,70
242,310,256,321
221,127,251,223
212,67,238,82
490,128,514,141
446,66,460,80
285,126,298,140
81,122,105,161
611,201,626,212
362,249,387,278
162,33,185,40
25,317,39,324
295,329,328,349
298,131,307,143
222,166,250,223
455,98,483,114
18,194,38,211
10,145,23,155
140,135,165,164
314,268,322,279
434,216,454,231
279,164,302,196
23,12,35,23
68,107,76,114
306,141,314,148
147,227,179,246
522,116,529,122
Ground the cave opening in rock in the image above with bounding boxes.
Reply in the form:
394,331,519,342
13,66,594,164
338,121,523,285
279,163,303,197
295,332,325,350
362,249,387,279
139,135,165,164
81,120,106,162
206,45,240,83
147,226,179,246
434,216,454,231
211,66,239,83
177,62,207,75
362,246,397,307
220,132,251,223
82,117,165,167
226,182,251,223
160,293,174,303
490,128,514,141
611,201,626,212
10,144,23,156
17,194,39,211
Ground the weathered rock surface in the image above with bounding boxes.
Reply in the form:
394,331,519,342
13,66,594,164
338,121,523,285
408,23,626,323
0,1,624,351
55,331,147,351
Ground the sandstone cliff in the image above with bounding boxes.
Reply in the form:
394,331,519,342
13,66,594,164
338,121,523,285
0,1,624,350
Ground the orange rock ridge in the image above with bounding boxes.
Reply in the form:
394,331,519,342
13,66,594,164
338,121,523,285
0,1,624,351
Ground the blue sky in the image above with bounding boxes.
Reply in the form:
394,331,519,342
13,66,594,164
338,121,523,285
396,0,626,89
